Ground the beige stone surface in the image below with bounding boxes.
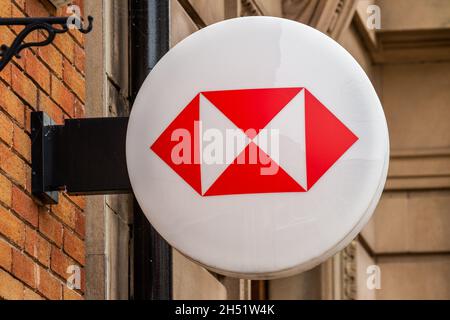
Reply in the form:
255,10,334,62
377,255,450,299
255,0,282,16
355,242,376,300
389,156,450,178
82,0,450,301
85,0,107,300
189,0,225,24
86,254,107,300
268,267,322,300
374,191,450,253
360,215,376,251
378,0,450,30
386,176,450,191
106,205,130,300
220,277,251,299
373,192,408,253
339,23,380,91
85,0,132,300
382,62,450,152
220,277,241,299
171,0,199,47
105,0,129,94
173,250,227,299
355,0,377,45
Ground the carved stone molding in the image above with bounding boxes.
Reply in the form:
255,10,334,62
283,0,322,24
240,0,263,16
282,0,356,39
320,240,358,300
341,240,357,300
353,9,450,63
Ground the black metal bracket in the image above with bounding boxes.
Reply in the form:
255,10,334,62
31,112,131,204
0,16,93,72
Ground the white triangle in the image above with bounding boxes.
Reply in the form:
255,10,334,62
254,89,307,190
200,94,250,195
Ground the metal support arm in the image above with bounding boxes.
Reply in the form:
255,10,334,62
0,16,93,72
31,112,131,204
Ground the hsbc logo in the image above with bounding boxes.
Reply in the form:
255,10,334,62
169,122,281,172
127,17,389,278
151,87,358,196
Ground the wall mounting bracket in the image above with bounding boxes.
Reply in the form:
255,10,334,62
0,15,93,72
31,111,131,204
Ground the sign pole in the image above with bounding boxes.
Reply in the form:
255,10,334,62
129,0,172,300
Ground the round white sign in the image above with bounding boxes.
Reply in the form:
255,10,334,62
126,17,389,279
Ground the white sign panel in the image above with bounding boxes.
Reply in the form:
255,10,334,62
126,17,389,279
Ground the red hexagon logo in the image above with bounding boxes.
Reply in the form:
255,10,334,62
151,88,358,196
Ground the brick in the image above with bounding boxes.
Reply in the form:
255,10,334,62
0,81,25,126
70,195,86,210
74,45,85,74
38,93,65,125
12,124,31,162
74,210,85,239
10,3,28,41
25,0,49,16
0,269,24,300
13,124,31,162
63,230,85,265
51,195,76,228
38,41,63,78
74,98,85,118
0,238,12,271
51,75,75,116
14,0,25,10
63,286,83,300
38,208,63,247
0,63,12,83
68,29,85,49
0,142,27,187
9,5,28,65
0,0,11,17
12,249,37,288
37,267,62,300
24,226,37,255
11,65,38,107
63,59,85,101
67,0,85,46
12,186,38,227
24,51,51,94
0,173,12,207
24,107,31,133
51,246,76,279
0,173,12,206
25,165,32,193
0,205,25,246
24,287,44,300
25,226,51,267
54,33,75,62
0,25,22,73
0,27,15,63
0,111,14,145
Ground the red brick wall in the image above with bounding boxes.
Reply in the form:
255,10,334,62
0,0,86,300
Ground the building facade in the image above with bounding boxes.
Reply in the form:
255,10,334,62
0,0,449,300
0,0,86,300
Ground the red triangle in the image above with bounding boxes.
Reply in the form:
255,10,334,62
305,89,358,190
202,88,302,139
205,142,304,196
150,94,202,195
